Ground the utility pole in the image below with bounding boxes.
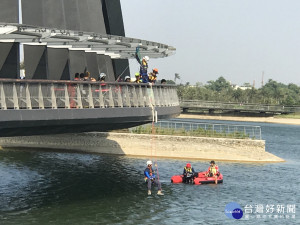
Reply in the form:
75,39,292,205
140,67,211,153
261,71,264,87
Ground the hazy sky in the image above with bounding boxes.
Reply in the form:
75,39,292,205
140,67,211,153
120,0,300,86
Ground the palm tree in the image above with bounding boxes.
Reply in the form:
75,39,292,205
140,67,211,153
174,73,180,83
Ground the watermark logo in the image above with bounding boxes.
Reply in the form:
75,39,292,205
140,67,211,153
225,202,243,219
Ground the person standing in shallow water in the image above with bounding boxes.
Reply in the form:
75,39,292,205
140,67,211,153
144,161,164,196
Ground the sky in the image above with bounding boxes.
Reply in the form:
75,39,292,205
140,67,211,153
120,0,300,86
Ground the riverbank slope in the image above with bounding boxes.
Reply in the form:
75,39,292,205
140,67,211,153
178,114,300,125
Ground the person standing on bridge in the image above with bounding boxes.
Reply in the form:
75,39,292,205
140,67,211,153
144,161,164,196
149,68,159,84
135,47,149,83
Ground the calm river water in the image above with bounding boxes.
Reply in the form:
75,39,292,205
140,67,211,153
0,119,299,224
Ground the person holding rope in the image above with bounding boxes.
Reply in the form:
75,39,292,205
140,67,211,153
144,161,164,196
135,47,149,83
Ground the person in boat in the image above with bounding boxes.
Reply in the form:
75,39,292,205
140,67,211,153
183,163,196,183
144,161,164,196
206,160,220,184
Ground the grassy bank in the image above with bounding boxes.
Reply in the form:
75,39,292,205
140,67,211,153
274,112,300,119
130,125,250,139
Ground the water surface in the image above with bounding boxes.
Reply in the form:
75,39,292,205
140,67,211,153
0,120,299,224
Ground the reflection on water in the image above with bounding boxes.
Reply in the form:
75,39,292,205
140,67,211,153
0,121,299,224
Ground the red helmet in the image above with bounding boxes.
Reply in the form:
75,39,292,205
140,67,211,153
186,163,191,168
153,68,159,73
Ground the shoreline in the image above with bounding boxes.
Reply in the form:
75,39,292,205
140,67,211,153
178,114,300,125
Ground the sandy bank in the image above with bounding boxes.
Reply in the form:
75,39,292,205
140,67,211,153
178,114,300,125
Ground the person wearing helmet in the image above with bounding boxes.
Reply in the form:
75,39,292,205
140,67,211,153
135,72,142,83
144,160,164,196
149,68,159,84
135,47,149,83
183,163,196,184
124,75,131,82
205,160,220,184
98,73,106,82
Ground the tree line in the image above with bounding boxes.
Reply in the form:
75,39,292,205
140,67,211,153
169,76,300,105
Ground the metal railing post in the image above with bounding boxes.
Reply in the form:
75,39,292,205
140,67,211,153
259,128,262,140
124,86,131,107
117,86,123,108
99,85,104,108
159,87,165,106
25,83,31,109
13,83,20,109
64,84,70,109
76,85,83,109
51,84,57,109
0,83,7,110
88,84,94,108
167,88,172,106
38,83,44,109
138,86,145,107
132,86,139,107
108,86,114,108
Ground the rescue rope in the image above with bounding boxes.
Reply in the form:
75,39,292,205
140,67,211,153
148,84,160,184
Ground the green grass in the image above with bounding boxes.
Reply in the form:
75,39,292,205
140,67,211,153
130,126,250,139
274,113,300,119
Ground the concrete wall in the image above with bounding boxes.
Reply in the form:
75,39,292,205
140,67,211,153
0,132,284,162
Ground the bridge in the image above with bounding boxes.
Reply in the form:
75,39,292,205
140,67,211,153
180,100,300,114
0,79,180,137
0,1,181,137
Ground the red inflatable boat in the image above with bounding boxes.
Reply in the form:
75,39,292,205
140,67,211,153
171,171,223,185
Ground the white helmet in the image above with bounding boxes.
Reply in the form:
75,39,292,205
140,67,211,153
125,76,130,80
99,73,106,78
147,160,152,166
143,56,150,61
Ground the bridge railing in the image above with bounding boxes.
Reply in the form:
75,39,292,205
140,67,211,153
180,100,300,113
0,79,179,110
131,120,262,139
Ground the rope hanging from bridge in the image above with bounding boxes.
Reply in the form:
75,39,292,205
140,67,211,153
148,84,160,184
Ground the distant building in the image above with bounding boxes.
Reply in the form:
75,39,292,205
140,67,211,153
231,84,252,90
